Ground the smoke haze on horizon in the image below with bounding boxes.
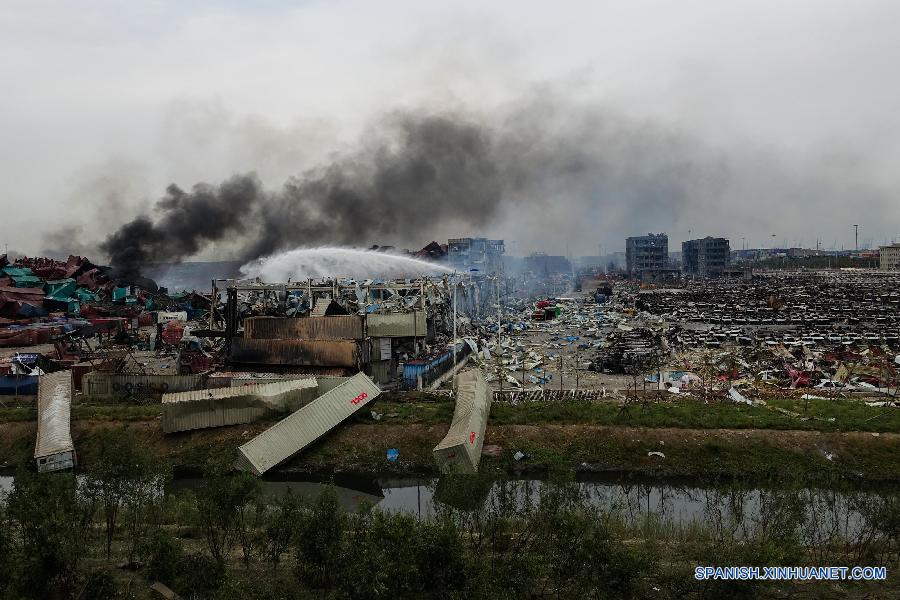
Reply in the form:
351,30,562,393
3,1,900,260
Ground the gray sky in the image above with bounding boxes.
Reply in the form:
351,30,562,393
2,0,899,258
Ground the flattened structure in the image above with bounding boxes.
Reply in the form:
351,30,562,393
35,371,76,472
432,368,492,473
235,372,381,476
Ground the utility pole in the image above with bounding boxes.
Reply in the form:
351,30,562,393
496,274,501,349
452,282,457,391
853,224,859,251
559,354,563,392
575,345,580,391
521,349,526,386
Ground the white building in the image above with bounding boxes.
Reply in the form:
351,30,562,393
879,243,900,270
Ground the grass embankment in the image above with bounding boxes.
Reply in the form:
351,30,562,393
1,396,898,483
377,396,900,433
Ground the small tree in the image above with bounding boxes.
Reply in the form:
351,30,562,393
294,486,347,589
195,464,260,567
0,496,13,593
260,491,301,572
85,428,159,561
7,470,95,598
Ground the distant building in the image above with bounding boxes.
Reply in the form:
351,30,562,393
625,234,669,276
524,253,572,275
879,243,900,270
682,237,731,277
448,238,505,275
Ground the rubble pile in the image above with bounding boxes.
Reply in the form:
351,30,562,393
604,271,900,397
0,254,213,349
630,271,900,348
591,328,665,374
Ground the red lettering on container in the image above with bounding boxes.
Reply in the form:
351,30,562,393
469,431,477,444
350,392,368,405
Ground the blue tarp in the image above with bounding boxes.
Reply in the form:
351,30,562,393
0,375,38,395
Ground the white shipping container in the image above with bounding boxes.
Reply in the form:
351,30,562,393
432,369,492,474
235,372,381,476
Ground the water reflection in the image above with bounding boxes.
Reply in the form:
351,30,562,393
0,473,887,540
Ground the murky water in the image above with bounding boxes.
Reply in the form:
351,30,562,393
2,473,889,539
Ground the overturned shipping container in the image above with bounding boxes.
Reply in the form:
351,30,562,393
161,378,318,433
35,371,76,473
235,372,381,476
432,369,492,474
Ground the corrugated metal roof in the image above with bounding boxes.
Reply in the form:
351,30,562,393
235,372,381,476
433,368,491,473
244,315,364,340
310,297,348,317
161,379,318,433
366,311,426,337
35,371,75,459
311,297,331,317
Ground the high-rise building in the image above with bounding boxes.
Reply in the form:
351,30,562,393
447,238,505,274
625,234,669,275
682,237,731,277
879,243,900,270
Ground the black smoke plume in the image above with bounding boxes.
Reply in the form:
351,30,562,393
100,177,264,278
100,98,895,274
102,112,505,275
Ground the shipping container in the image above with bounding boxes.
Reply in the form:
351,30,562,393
314,376,352,395
161,378,318,433
235,372,381,476
81,372,205,398
229,338,366,367
207,372,319,389
35,371,76,473
432,368,491,474
244,315,364,340
366,311,426,337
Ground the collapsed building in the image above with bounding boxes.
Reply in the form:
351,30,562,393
217,275,500,388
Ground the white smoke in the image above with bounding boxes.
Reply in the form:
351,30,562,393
240,246,454,282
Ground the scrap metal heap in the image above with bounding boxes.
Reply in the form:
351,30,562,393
605,271,900,399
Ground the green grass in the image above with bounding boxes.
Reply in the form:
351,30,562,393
767,397,900,431
2,395,896,434
0,407,35,422
371,397,900,433
512,434,900,482
0,404,162,423
72,404,162,421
